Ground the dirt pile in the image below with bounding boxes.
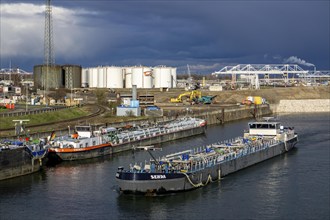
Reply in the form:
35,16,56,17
155,86,329,104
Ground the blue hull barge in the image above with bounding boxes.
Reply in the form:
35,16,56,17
0,120,49,181
116,117,298,195
0,140,48,181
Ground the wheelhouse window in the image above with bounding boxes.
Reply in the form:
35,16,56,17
249,123,277,129
76,126,91,132
269,124,276,129
257,124,269,129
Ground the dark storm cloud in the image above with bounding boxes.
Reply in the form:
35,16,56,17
0,0,329,73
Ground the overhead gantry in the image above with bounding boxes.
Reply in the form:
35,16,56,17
0,68,32,75
212,64,310,89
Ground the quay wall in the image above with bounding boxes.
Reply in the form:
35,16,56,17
270,99,330,113
104,105,272,127
101,105,271,127
191,105,272,125
201,105,272,124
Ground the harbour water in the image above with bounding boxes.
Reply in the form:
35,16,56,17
0,113,329,220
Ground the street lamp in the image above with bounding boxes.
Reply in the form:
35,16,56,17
25,84,29,112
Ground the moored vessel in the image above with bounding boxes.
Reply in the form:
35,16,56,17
116,117,298,195
48,117,207,162
0,120,49,181
0,139,48,181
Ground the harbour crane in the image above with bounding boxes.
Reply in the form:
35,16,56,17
185,65,200,91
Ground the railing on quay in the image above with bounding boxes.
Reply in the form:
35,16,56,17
0,106,71,118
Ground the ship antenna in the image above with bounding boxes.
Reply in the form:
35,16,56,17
263,117,274,122
133,145,162,165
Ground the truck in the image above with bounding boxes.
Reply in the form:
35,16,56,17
242,96,267,105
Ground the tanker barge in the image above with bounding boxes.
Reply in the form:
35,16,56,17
116,117,298,195
48,117,206,162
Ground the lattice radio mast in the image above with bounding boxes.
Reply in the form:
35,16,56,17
43,0,55,91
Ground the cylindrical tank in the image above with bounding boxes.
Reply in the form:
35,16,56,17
62,64,82,89
124,67,133,88
98,66,106,88
105,66,123,88
131,66,152,88
143,67,153,88
81,68,89,87
171,67,177,88
89,67,99,88
33,64,63,89
153,66,172,88
87,68,92,87
131,66,143,88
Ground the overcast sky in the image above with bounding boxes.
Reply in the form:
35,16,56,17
0,0,329,74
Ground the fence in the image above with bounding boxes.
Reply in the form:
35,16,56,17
0,106,71,118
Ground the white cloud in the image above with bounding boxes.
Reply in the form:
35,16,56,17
1,3,44,57
283,56,315,67
0,3,101,62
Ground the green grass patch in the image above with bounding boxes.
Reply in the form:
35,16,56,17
0,107,89,130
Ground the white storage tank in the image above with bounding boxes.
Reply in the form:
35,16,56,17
171,67,177,88
105,66,123,88
131,66,152,88
142,67,153,88
124,67,133,88
89,67,99,88
153,66,172,88
81,68,89,87
131,66,143,88
97,66,106,88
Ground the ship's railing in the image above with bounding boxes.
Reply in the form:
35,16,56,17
125,136,282,174
111,120,199,144
188,138,281,173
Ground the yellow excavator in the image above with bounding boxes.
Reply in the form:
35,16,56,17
170,90,202,103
